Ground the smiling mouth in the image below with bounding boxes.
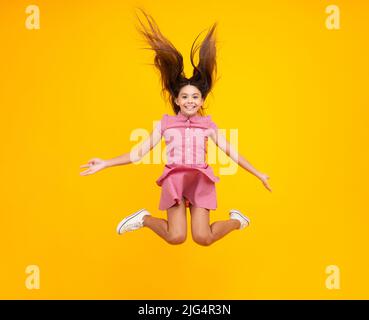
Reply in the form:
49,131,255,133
184,105,196,110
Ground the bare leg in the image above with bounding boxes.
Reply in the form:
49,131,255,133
190,206,241,246
142,201,187,245
211,219,241,238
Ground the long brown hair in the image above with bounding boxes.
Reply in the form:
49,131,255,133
135,9,218,115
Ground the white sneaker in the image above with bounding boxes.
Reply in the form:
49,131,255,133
116,208,151,235
229,209,250,230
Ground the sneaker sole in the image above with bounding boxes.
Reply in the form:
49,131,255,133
229,209,250,226
116,208,147,235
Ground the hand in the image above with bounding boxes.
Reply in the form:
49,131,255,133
259,173,272,192
80,158,107,176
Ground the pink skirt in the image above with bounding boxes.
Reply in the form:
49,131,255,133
157,168,217,211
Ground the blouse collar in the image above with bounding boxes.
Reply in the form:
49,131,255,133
176,111,208,122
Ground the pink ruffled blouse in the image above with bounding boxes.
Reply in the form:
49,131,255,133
155,112,220,186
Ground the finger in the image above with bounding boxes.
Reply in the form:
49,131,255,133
80,169,91,176
80,164,89,168
263,181,271,191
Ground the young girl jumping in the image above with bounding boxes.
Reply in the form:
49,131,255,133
80,10,271,246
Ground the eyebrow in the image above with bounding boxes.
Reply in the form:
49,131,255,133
180,93,200,96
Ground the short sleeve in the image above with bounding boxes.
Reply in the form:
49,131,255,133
207,115,218,134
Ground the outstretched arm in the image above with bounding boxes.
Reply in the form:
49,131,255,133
209,129,272,192
107,126,162,167
80,126,162,176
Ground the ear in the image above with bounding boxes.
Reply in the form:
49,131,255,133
174,97,179,106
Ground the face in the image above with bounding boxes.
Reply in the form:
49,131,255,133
174,85,204,117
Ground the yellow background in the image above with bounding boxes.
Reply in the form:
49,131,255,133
1,0,368,299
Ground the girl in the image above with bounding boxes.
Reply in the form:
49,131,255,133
80,10,271,246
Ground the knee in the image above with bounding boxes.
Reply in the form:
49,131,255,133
167,232,187,245
192,233,213,246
